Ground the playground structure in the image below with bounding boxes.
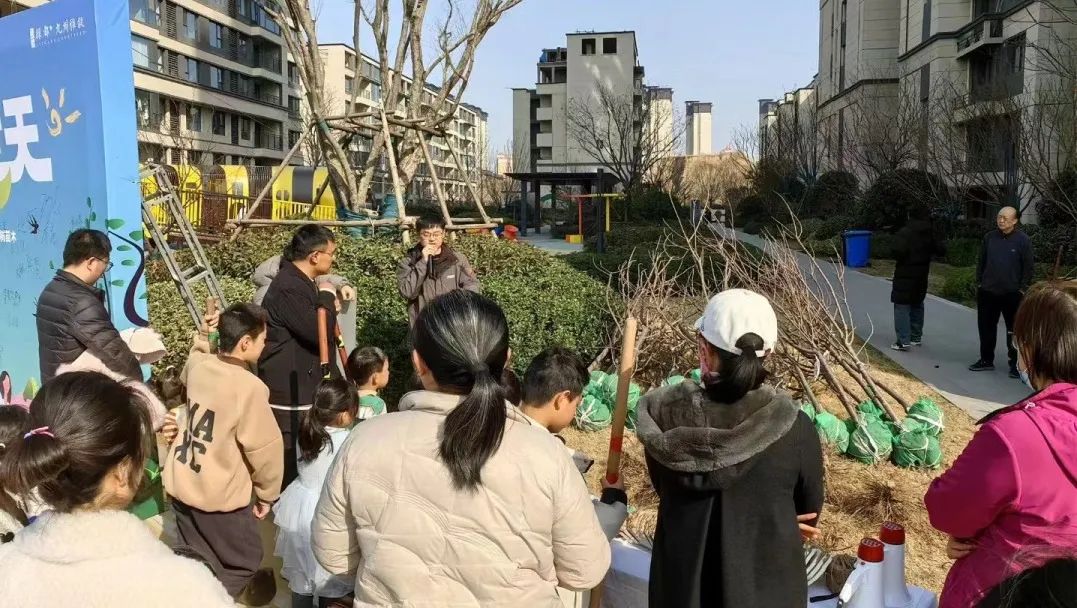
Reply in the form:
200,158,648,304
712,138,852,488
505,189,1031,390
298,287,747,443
227,108,501,243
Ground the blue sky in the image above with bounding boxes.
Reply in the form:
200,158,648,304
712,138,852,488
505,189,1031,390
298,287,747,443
315,0,819,162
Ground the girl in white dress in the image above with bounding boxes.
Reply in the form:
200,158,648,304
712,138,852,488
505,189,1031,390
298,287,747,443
273,378,358,608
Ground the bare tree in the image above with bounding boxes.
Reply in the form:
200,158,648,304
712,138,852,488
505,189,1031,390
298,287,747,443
842,92,925,183
268,0,523,212
565,84,684,192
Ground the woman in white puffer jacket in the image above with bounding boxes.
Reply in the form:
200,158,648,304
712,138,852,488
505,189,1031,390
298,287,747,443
0,371,233,608
312,291,611,607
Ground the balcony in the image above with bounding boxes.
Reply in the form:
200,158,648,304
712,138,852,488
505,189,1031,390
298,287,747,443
256,133,283,151
535,133,554,148
536,107,554,121
957,19,1004,59
537,82,565,96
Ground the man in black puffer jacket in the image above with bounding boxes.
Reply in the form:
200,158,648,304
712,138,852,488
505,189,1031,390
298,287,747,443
890,206,946,351
36,229,141,384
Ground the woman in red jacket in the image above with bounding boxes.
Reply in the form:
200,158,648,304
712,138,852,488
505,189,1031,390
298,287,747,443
925,281,1077,608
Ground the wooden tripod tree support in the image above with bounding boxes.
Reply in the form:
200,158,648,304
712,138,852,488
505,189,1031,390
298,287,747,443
227,107,497,245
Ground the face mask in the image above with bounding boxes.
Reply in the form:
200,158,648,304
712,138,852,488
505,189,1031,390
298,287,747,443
1019,367,1034,390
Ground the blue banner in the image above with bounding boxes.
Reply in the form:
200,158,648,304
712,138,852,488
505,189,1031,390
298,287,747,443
0,0,146,403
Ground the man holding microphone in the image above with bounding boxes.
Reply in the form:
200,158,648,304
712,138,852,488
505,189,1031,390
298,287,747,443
396,216,481,326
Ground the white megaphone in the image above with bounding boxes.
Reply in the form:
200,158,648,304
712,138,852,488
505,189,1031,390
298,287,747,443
880,522,914,608
838,538,886,608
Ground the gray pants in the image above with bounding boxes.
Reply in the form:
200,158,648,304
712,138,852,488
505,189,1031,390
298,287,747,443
894,302,925,346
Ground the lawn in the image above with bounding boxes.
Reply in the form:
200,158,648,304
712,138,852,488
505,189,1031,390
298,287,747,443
858,259,976,308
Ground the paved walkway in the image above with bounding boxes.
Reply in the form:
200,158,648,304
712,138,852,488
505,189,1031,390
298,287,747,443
723,227,1028,420
518,230,584,255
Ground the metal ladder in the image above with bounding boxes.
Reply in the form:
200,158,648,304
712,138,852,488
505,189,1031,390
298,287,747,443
140,163,228,328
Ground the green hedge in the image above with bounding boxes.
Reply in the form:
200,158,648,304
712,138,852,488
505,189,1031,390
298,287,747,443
945,238,980,268
147,231,614,405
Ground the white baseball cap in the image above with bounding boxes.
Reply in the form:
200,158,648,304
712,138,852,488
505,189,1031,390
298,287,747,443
694,289,778,357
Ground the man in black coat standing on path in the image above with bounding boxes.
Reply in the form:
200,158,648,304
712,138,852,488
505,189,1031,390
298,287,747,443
969,206,1034,378
258,224,340,486
36,229,141,384
890,207,946,351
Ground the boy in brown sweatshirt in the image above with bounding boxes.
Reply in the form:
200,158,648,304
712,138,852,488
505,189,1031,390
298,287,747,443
162,302,284,603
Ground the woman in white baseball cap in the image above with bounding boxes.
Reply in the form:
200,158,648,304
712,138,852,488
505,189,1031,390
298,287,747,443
636,288,825,608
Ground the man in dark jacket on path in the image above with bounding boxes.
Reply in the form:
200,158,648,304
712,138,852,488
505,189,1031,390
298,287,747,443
258,224,340,486
969,206,1034,377
397,216,481,326
890,207,946,351
36,229,141,384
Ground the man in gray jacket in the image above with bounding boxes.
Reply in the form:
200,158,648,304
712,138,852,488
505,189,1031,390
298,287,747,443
969,206,1034,377
397,216,481,325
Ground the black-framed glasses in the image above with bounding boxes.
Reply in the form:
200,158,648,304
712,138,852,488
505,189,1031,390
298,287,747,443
95,257,114,272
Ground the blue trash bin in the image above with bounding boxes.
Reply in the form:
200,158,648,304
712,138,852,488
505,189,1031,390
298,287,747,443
842,230,873,268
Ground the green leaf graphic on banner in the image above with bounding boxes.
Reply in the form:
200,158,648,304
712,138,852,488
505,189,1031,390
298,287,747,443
121,259,136,267
139,292,148,300
129,230,144,241
88,211,97,222
0,170,11,210
111,280,125,287
117,245,133,252
107,218,125,229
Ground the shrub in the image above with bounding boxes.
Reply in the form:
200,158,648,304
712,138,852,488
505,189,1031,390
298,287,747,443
802,171,859,218
734,194,771,227
147,230,614,406
944,238,981,268
1029,223,1077,267
859,169,951,231
815,215,854,240
870,233,899,260
940,266,977,305
1037,168,1077,227
623,187,685,223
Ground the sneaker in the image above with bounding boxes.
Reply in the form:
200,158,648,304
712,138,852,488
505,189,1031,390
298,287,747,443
891,342,909,352
237,567,277,607
969,360,995,372
910,339,922,347
1009,367,1021,380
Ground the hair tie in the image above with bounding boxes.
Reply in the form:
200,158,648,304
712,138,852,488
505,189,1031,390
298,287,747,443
23,427,54,440
469,362,489,375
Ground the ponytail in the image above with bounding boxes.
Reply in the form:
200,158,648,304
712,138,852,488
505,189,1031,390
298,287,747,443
298,378,358,462
439,365,508,489
0,372,149,513
703,333,769,404
414,291,510,491
0,405,29,527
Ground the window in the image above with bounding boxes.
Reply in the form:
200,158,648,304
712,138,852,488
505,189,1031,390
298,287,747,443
131,0,158,26
345,77,354,94
581,38,596,55
288,62,298,86
922,0,931,41
289,130,301,149
186,58,199,83
186,105,202,132
210,23,223,49
212,111,226,135
966,115,1017,172
240,117,251,140
135,90,153,128
237,0,247,17
602,37,617,54
184,11,197,40
370,83,382,102
209,66,222,89
131,35,156,70
288,96,301,117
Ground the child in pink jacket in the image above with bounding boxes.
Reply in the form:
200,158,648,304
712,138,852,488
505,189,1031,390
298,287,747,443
925,281,1077,608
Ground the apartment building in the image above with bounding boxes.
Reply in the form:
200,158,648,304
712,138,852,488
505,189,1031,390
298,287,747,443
761,0,1077,217
512,31,671,176
6,0,296,166
759,83,820,178
685,101,714,156
317,43,490,201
